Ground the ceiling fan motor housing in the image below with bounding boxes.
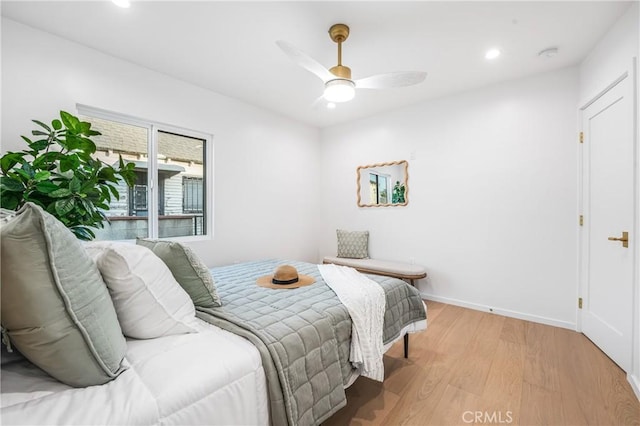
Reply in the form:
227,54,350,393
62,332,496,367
329,65,352,79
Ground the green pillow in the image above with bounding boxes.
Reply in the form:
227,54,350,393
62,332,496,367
337,229,370,259
0,203,127,387
136,239,221,308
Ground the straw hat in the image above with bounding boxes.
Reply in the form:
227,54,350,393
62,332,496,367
256,265,315,289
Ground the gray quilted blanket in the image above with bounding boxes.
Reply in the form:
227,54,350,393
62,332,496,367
196,259,426,426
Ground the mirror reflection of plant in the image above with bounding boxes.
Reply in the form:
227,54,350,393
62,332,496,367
0,111,136,240
392,180,406,204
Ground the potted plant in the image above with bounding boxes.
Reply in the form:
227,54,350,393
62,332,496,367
0,111,135,240
392,180,406,204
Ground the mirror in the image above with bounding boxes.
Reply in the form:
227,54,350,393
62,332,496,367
357,160,409,207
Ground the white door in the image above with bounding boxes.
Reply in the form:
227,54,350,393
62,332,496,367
581,73,635,372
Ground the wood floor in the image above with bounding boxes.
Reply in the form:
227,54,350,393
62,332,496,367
325,301,640,426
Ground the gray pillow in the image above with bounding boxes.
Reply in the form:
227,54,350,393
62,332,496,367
0,203,127,387
136,238,221,308
337,229,370,259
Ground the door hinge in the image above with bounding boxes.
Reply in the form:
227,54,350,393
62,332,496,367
579,215,583,226
578,297,583,309
579,131,584,143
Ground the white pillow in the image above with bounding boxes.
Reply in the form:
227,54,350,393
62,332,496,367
85,242,198,339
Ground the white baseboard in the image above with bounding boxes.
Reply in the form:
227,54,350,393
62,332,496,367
420,292,576,331
629,373,640,401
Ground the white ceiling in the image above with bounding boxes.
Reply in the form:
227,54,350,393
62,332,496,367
1,1,632,128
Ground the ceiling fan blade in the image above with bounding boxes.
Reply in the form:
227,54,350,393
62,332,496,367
276,40,335,83
354,71,427,89
311,96,327,110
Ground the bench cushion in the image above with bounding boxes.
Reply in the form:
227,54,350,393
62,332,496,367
322,257,426,280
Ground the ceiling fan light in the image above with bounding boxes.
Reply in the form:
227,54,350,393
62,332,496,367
324,79,356,103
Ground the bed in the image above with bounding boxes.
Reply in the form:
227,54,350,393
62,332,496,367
1,319,269,425
1,259,426,426
196,259,427,426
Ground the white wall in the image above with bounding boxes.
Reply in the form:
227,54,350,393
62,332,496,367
579,2,640,400
319,67,579,328
1,18,322,266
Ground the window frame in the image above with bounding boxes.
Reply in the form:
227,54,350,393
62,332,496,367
77,104,214,242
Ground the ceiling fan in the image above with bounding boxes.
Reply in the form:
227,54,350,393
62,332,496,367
276,23,427,104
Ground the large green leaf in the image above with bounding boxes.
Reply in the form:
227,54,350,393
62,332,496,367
70,226,95,241
35,181,59,194
33,170,51,181
21,162,35,178
98,167,116,182
15,169,31,180
60,111,78,131
0,176,25,192
78,137,97,154
107,184,120,200
69,177,81,193
50,188,72,198
63,134,81,151
0,192,21,210
1,152,25,174
32,119,52,131
78,122,91,135
60,154,80,172
100,186,112,203
28,139,49,152
122,170,136,187
54,197,75,216
32,151,62,169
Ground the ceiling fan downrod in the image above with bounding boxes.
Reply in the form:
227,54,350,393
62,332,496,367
328,23,352,80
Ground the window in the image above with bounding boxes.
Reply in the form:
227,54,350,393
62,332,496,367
78,105,212,241
183,177,204,213
369,172,389,204
132,184,148,213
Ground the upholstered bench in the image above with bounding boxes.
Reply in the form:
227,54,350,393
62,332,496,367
322,256,427,286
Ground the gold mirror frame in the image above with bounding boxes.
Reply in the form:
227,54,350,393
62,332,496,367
356,160,409,207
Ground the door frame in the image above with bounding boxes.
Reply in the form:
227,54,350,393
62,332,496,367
577,62,639,376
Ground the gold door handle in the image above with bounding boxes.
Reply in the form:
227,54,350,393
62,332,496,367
608,231,629,248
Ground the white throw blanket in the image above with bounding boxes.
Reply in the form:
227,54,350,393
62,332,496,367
318,264,386,382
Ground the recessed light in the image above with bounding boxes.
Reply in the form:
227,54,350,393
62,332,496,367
112,0,130,8
485,48,501,60
326,102,336,110
538,47,559,58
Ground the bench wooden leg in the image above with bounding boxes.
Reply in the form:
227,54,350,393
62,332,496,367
404,334,409,358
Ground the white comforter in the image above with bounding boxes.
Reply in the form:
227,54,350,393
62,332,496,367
318,263,386,382
1,319,269,425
